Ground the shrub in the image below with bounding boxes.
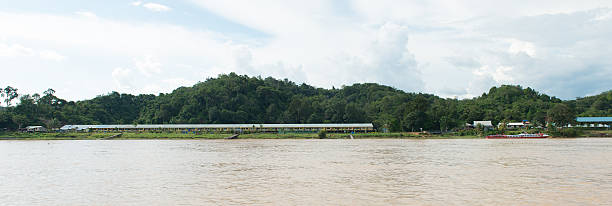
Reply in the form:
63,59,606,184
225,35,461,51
551,128,582,137
318,130,327,139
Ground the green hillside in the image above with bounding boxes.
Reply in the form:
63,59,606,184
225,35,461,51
1,73,610,131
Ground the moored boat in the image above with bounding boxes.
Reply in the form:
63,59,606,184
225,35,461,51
486,133,550,139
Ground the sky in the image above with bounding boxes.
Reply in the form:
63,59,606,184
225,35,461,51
1,0,611,100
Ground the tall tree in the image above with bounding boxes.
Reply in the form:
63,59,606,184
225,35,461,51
547,103,576,127
2,86,19,107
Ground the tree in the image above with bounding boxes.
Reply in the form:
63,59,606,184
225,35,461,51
547,103,575,127
476,123,485,136
403,95,429,131
2,86,19,107
11,114,27,129
42,118,61,129
498,120,508,134
307,113,323,123
32,93,41,103
343,103,365,123
0,74,609,133
43,88,55,96
0,110,13,129
439,116,450,132
318,129,327,139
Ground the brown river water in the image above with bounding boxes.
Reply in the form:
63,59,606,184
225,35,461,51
1,139,612,205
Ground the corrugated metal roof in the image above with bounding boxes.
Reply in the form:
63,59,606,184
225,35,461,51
473,121,493,127
60,123,374,130
576,117,612,123
26,126,45,129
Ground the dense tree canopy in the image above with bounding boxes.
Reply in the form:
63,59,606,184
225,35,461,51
1,73,610,131
547,103,576,127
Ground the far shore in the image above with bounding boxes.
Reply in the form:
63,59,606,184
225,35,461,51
0,133,477,140
0,132,475,140
0,131,609,140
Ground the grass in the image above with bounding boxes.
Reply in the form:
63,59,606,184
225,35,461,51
2,129,608,140
0,131,485,140
579,129,612,137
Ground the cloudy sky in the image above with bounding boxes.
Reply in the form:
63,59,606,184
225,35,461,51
1,0,611,100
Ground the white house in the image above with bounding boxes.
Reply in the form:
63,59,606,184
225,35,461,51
26,126,47,132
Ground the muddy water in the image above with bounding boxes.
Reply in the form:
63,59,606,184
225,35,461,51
1,139,611,205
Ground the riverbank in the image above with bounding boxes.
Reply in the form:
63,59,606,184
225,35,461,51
1,130,608,140
0,132,483,140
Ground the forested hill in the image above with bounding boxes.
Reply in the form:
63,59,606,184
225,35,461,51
568,90,612,116
1,73,610,131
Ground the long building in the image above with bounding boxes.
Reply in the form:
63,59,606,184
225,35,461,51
573,117,612,128
60,123,375,133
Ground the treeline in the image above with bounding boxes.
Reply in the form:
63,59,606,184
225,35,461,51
1,73,610,131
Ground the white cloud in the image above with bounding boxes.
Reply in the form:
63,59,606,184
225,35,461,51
111,67,133,90
472,65,514,84
112,62,195,95
0,12,228,58
0,11,235,99
162,78,195,89
74,11,97,18
592,9,612,21
131,2,171,12
182,1,612,98
142,3,171,12
140,84,163,94
134,55,162,76
188,1,424,91
325,22,422,91
404,6,612,98
0,43,33,57
4,1,612,100
0,42,65,61
204,43,309,84
39,50,67,61
121,78,194,95
507,39,536,57
228,44,255,74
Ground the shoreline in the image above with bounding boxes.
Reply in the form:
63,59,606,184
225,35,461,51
0,133,479,140
1,136,609,140
0,136,482,140
1,130,609,140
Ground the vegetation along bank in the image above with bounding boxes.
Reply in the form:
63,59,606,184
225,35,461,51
1,73,610,138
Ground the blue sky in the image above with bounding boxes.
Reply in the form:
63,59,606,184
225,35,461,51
1,0,611,100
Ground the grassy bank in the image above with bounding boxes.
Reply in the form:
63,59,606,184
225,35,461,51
1,129,608,140
579,129,612,137
0,131,483,140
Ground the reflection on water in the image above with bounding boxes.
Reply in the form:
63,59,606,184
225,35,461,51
1,139,612,205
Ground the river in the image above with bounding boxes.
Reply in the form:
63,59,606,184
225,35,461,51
1,139,611,205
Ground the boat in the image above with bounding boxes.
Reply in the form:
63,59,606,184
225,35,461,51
225,134,240,139
486,133,550,139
